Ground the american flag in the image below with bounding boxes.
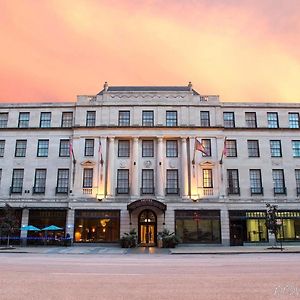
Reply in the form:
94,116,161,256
195,138,207,155
98,138,104,165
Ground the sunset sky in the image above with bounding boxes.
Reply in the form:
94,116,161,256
0,0,299,103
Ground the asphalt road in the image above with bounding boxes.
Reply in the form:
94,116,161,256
0,253,299,300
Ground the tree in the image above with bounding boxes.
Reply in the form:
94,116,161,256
265,203,282,249
0,204,19,248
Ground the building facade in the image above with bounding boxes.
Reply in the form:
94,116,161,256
0,83,300,246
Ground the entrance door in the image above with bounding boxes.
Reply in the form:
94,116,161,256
138,209,157,246
230,220,245,246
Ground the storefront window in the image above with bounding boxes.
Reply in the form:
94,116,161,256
175,210,221,244
0,208,22,245
74,210,120,243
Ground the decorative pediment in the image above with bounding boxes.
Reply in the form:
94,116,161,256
199,161,215,167
80,160,96,166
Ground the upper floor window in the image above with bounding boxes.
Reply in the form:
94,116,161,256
166,140,178,157
166,111,177,127
201,139,211,157
295,169,300,195
15,140,27,157
166,169,179,194
83,168,93,188
0,140,5,157
249,169,263,195
247,140,260,157
203,169,213,188
245,112,257,128
142,111,154,126
118,111,130,126
226,139,237,157
33,169,47,194
289,113,300,129
0,113,8,128
223,112,235,128
37,139,49,157
84,139,94,156
117,169,129,194
141,169,154,194
142,140,154,157
86,111,96,127
61,112,73,128
40,112,51,128
272,169,286,195
0,169,2,186
18,112,30,128
270,140,282,157
227,169,240,194
200,111,210,127
56,169,69,194
11,169,24,194
267,112,279,128
118,140,130,157
59,139,70,157
292,140,300,158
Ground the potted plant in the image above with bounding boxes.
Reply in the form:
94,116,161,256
120,228,137,248
158,228,181,248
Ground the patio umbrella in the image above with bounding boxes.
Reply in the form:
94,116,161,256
20,225,40,231
42,225,63,231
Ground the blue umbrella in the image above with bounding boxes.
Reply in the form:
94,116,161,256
20,225,40,231
42,225,63,231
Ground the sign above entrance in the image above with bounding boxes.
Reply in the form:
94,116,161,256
127,199,167,213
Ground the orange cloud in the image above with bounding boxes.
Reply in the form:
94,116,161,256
0,0,299,102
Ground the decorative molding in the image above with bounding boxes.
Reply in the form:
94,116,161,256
200,161,215,167
80,160,95,166
119,161,127,168
144,160,152,168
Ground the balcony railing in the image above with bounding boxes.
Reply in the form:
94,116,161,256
33,186,45,194
140,187,155,195
250,187,263,195
83,188,93,194
56,187,69,194
274,187,287,195
297,187,300,196
165,188,180,195
227,187,240,195
203,188,214,196
10,186,22,194
116,187,130,195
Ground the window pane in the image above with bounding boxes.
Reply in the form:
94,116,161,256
272,169,285,194
34,169,46,193
142,111,154,126
227,169,239,194
0,140,5,157
86,111,96,127
142,140,154,157
57,169,69,193
40,112,51,128
166,140,178,157
226,140,237,157
249,169,262,194
118,111,130,126
11,169,24,193
289,113,299,128
245,112,257,128
83,168,93,188
142,169,154,194
292,140,300,157
59,139,70,157
61,112,73,128
166,169,178,194
203,169,213,188
201,139,211,157
247,140,259,157
15,140,27,157
0,113,8,128
223,112,235,128
267,112,279,128
37,140,49,157
117,169,129,193
18,112,30,128
85,139,94,156
118,140,130,157
166,111,177,127
200,111,210,127
270,140,282,157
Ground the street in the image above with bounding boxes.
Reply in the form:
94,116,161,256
0,253,299,300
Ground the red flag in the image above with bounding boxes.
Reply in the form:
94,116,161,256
98,138,104,165
195,138,207,155
69,139,73,157
222,138,227,157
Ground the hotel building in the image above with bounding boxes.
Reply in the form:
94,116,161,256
0,83,300,246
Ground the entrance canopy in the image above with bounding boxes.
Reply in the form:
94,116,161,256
127,199,166,213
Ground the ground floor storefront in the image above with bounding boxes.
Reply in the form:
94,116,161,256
1,201,300,247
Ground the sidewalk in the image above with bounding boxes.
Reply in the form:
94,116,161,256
1,245,300,255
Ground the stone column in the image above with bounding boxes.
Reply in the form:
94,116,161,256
66,208,75,244
20,208,29,246
221,208,230,246
157,137,164,198
132,137,139,197
107,137,115,197
181,137,189,197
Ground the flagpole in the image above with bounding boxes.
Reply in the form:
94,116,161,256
192,137,196,165
97,137,101,196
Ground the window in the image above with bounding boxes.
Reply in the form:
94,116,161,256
272,169,286,194
40,112,51,128
15,140,27,157
86,111,96,127
11,169,24,194
33,169,46,194
61,112,73,128
295,170,300,196
267,112,279,128
0,140,5,157
0,113,8,128
270,140,282,157
118,140,130,157
227,169,240,194
18,112,30,128
0,169,2,187
201,139,211,157
166,169,178,194
59,139,70,157
289,113,299,128
292,140,300,157
84,139,94,156
245,112,257,128
118,111,130,126
56,169,69,193
83,168,93,188
249,169,263,194
226,140,237,157
166,111,177,127
203,169,213,188
37,140,49,157
166,140,178,157
247,140,260,157
142,111,154,126
200,111,210,127
141,169,154,194
117,169,129,194
223,112,235,128
142,140,154,157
